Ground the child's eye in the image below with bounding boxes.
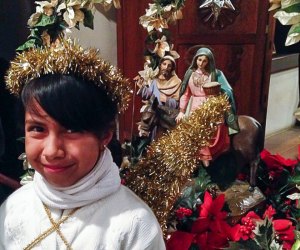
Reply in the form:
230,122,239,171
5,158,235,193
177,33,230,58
66,129,76,134
65,129,82,134
27,126,44,133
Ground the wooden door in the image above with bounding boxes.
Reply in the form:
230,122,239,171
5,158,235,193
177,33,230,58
117,0,275,141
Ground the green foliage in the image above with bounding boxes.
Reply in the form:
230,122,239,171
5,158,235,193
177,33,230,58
154,0,185,8
288,164,300,186
225,240,260,250
154,0,174,7
82,9,94,29
292,241,300,250
253,218,278,250
188,243,199,250
34,14,57,27
282,3,300,13
174,166,212,210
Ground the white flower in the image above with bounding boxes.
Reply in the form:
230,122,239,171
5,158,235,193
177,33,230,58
138,65,159,86
281,0,300,9
274,9,300,25
28,12,42,27
145,3,158,16
57,1,85,28
169,44,180,60
28,0,59,26
287,193,300,200
269,0,282,10
153,35,170,58
286,23,300,45
140,15,168,32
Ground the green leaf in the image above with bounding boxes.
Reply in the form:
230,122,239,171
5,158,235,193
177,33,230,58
288,23,300,35
253,218,276,250
281,3,300,13
82,9,94,30
188,243,199,250
295,231,300,240
173,166,211,210
193,166,212,192
175,0,186,8
16,38,41,52
225,240,260,250
292,239,300,250
34,14,57,28
289,171,300,185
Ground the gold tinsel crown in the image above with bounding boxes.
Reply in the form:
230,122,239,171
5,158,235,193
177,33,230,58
5,38,132,112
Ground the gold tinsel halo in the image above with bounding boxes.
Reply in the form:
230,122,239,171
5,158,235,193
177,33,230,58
125,94,230,237
5,38,132,112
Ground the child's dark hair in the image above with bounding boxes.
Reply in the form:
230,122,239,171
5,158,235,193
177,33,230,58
21,74,118,138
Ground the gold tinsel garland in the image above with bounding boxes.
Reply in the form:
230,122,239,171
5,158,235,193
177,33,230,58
126,94,230,237
5,39,132,112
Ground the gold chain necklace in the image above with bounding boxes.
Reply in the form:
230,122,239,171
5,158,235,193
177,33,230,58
24,204,80,250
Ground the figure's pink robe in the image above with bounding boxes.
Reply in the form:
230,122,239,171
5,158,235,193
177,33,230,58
179,70,230,161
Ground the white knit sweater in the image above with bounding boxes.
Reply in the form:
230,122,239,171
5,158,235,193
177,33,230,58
0,184,166,249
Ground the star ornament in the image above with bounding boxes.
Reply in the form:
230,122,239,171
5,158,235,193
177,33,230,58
200,0,235,11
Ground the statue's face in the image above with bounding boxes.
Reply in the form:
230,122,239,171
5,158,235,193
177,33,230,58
196,55,209,72
159,59,173,80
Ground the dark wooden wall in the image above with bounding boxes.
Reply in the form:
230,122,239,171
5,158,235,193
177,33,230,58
117,1,275,141
0,1,34,60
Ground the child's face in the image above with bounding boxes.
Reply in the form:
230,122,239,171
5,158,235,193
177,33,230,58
25,101,112,187
196,55,209,71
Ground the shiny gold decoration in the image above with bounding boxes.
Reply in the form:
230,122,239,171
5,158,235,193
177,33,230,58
126,94,230,236
24,204,80,250
6,38,132,112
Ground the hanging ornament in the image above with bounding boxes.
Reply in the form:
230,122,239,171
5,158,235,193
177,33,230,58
199,0,239,29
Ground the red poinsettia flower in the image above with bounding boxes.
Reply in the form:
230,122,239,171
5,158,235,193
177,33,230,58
261,149,297,173
273,219,295,250
166,231,195,250
263,205,276,219
193,231,229,250
191,192,227,233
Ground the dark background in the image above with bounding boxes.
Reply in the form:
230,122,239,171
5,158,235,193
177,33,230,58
0,1,34,203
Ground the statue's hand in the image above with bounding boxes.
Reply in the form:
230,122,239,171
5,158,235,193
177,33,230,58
175,112,185,123
133,75,144,89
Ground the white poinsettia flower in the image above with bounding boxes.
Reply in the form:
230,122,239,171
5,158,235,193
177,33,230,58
57,2,67,12
172,9,183,21
285,23,300,45
90,0,120,9
28,12,42,27
269,0,282,10
281,0,300,9
35,0,59,16
287,193,300,199
145,3,158,17
163,4,174,12
153,36,170,58
140,15,153,31
274,9,300,25
111,0,121,9
169,44,180,60
161,4,183,23
138,65,159,86
140,15,168,32
62,4,85,28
